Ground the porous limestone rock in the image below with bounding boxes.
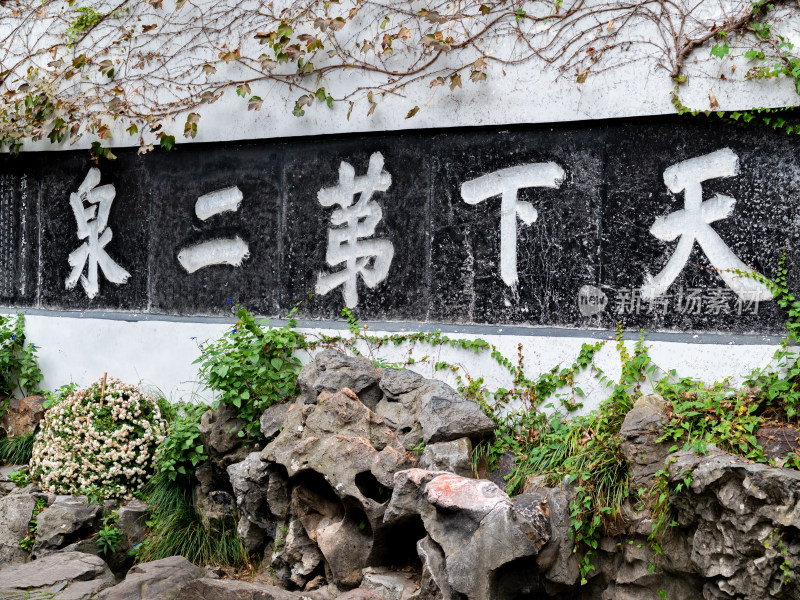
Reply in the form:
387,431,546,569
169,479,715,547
263,389,413,588
619,394,672,490
376,369,493,448
360,567,418,600
667,446,800,600
178,577,302,600
297,350,383,409
384,469,550,600
756,425,799,462
418,438,472,478
198,403,248,457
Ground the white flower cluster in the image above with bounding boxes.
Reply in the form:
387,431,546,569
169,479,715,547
30,378,167,498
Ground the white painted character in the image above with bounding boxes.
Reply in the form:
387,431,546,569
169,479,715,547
316,152,394,308
461,163,565,287
66,168,130,299
641,148,771,302
178,186,250,273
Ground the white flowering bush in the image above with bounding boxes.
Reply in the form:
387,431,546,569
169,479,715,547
30,378,167,498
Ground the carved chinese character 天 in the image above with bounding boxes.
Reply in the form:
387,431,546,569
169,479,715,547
66,168,129,299
316,152,394,309
461,162,565,287
640,148,772,302
177,186,250,273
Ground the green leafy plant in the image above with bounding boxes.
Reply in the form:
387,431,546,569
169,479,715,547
9,468,30,487
153,402,210,482
195,307,306,438
0,314,44,400
19,496,47,553
97,513,124,556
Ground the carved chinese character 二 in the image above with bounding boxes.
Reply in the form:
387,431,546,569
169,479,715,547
461,163,565,287
641,148,771,302
177,187,250,273
66,168,130,299
316,152,394,309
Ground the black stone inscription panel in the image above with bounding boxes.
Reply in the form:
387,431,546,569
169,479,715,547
38,151,149,311
146,144,282,316
0,154,37,307
429,129,603,326
0,115,798,335
282,139,430,320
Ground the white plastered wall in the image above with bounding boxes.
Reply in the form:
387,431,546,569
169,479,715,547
12,312,782,416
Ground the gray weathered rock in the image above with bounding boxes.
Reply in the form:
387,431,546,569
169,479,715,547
0,551,114,597
298,350,382,409
269,512,324,589
177,577,302,600
337,589,390,600
620,395,672,489
263,389,413,589
417,382,493,444
385,469,550,600
0,492,36,564
415,536,456,600
756,426,799,462
118,499,150,553
667,446,800,600
193,487,237,533
0,465,27,497
418,438,472,478
361,567,418,600
260,403,291,442
94,556,206,600
228,452,273,552
475,452,515,492
376,371,492,448
32,496,102,557
3,395,46,437
535,485,580,593
198,403,248,456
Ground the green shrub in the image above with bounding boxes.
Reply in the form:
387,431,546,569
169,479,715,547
0,314,43,399
30,378,166,498
153,402,210,482
195,307,305,438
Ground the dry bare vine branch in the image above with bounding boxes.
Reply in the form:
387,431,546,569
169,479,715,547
0,0,796,154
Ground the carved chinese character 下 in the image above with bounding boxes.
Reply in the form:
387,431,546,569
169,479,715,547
66,168,130,299
461,163,565,287
177,186,250,273
641,148,771,302
316,152,394,309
